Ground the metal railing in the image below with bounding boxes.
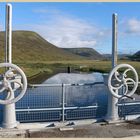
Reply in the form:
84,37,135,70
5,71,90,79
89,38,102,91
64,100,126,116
118,101,140,117
15,82,105,122
1,81,140,123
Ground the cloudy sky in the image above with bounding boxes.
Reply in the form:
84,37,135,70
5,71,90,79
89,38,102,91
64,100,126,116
0,2,140,54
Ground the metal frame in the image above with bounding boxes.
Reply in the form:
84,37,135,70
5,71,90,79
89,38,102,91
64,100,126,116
16,106,98,112
105,13,119,122
16,83,100,122
2,4,18,129
15,82,140,122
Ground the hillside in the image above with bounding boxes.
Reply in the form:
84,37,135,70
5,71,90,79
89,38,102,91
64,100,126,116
0,31,86,63
63,48,105,60
131,51,140,61
103,54,131,60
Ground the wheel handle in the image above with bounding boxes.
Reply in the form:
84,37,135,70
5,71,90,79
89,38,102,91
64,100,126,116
108,64,138,99
0,63,27,104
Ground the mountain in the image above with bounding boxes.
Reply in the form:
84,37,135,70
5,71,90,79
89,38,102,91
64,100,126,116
103,54,131,60
0,31,86,63
131,51,140,61
63,48,105,60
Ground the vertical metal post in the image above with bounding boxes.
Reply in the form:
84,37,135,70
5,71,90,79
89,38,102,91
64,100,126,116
112,13,117,68
62,83,65,122
106,13,119,122
5,3,12,63
2,4,18,129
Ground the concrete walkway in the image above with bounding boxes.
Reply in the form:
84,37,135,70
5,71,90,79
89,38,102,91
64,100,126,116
0,120,140,138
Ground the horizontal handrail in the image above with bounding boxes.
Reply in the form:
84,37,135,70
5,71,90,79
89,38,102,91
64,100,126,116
28,81,140,87
118,101,140,106
16,105,98,112
28,82,104,87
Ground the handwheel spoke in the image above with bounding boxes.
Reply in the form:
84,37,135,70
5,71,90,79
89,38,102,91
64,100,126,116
114,71,122,82
125,78,135,85
5,69,15,77
5,69,20,79
0,87,6,93
122,83,128,95
111,84,123,91
123,68,131,79
6,85,14,100
9,79,23,89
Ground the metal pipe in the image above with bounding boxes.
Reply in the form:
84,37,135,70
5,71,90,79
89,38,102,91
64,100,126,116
29,82,104,87
117,102,140,106
106,13,119,122
112,13,118,68
62,83,65,122
2,4,17,129
5,4,12,63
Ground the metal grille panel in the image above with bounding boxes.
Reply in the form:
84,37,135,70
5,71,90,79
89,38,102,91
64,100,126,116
16,86,62,109
65,85,97,107
66,108,97,120
16,110,61,122
15,84,100,122
119,102,140,117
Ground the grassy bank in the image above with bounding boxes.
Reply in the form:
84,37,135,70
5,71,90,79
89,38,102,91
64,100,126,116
12,60,140,84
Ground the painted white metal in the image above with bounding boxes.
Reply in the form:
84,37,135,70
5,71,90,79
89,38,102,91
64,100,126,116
108,64,139,99
0,63,27,104
2,93,19,128
117,102,140,106
5,4,12,63
1,4,27,129
112,13,118,68
62,83,65,122
105,13,119,122
2,3,17,129
29,82,104,87
16,105,98,112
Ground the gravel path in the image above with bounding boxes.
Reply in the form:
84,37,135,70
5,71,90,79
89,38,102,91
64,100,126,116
1,122,140,138
29,123,140,138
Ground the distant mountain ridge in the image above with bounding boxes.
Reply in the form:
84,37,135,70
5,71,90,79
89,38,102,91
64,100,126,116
131,51,140,61
103,54,131,60
63,47,105,60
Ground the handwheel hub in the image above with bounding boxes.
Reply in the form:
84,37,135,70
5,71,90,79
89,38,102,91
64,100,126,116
3,80,10,89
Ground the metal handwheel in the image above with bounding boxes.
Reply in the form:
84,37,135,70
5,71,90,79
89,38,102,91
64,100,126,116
108,64,139,99
0,63,27,104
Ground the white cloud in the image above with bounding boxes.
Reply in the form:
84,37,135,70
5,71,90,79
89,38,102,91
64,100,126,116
33,8,61,15
124,18,140,34
27,14,110,48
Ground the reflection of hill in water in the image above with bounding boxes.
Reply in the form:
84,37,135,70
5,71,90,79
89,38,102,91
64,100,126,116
43,72,103,84
43,72,108,107
16,73,108,115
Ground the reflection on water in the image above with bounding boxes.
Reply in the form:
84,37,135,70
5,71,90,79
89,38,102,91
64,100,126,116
43,72,104,84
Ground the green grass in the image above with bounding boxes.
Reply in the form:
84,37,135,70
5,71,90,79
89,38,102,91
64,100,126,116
0,31,86,63
11,60,140,84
